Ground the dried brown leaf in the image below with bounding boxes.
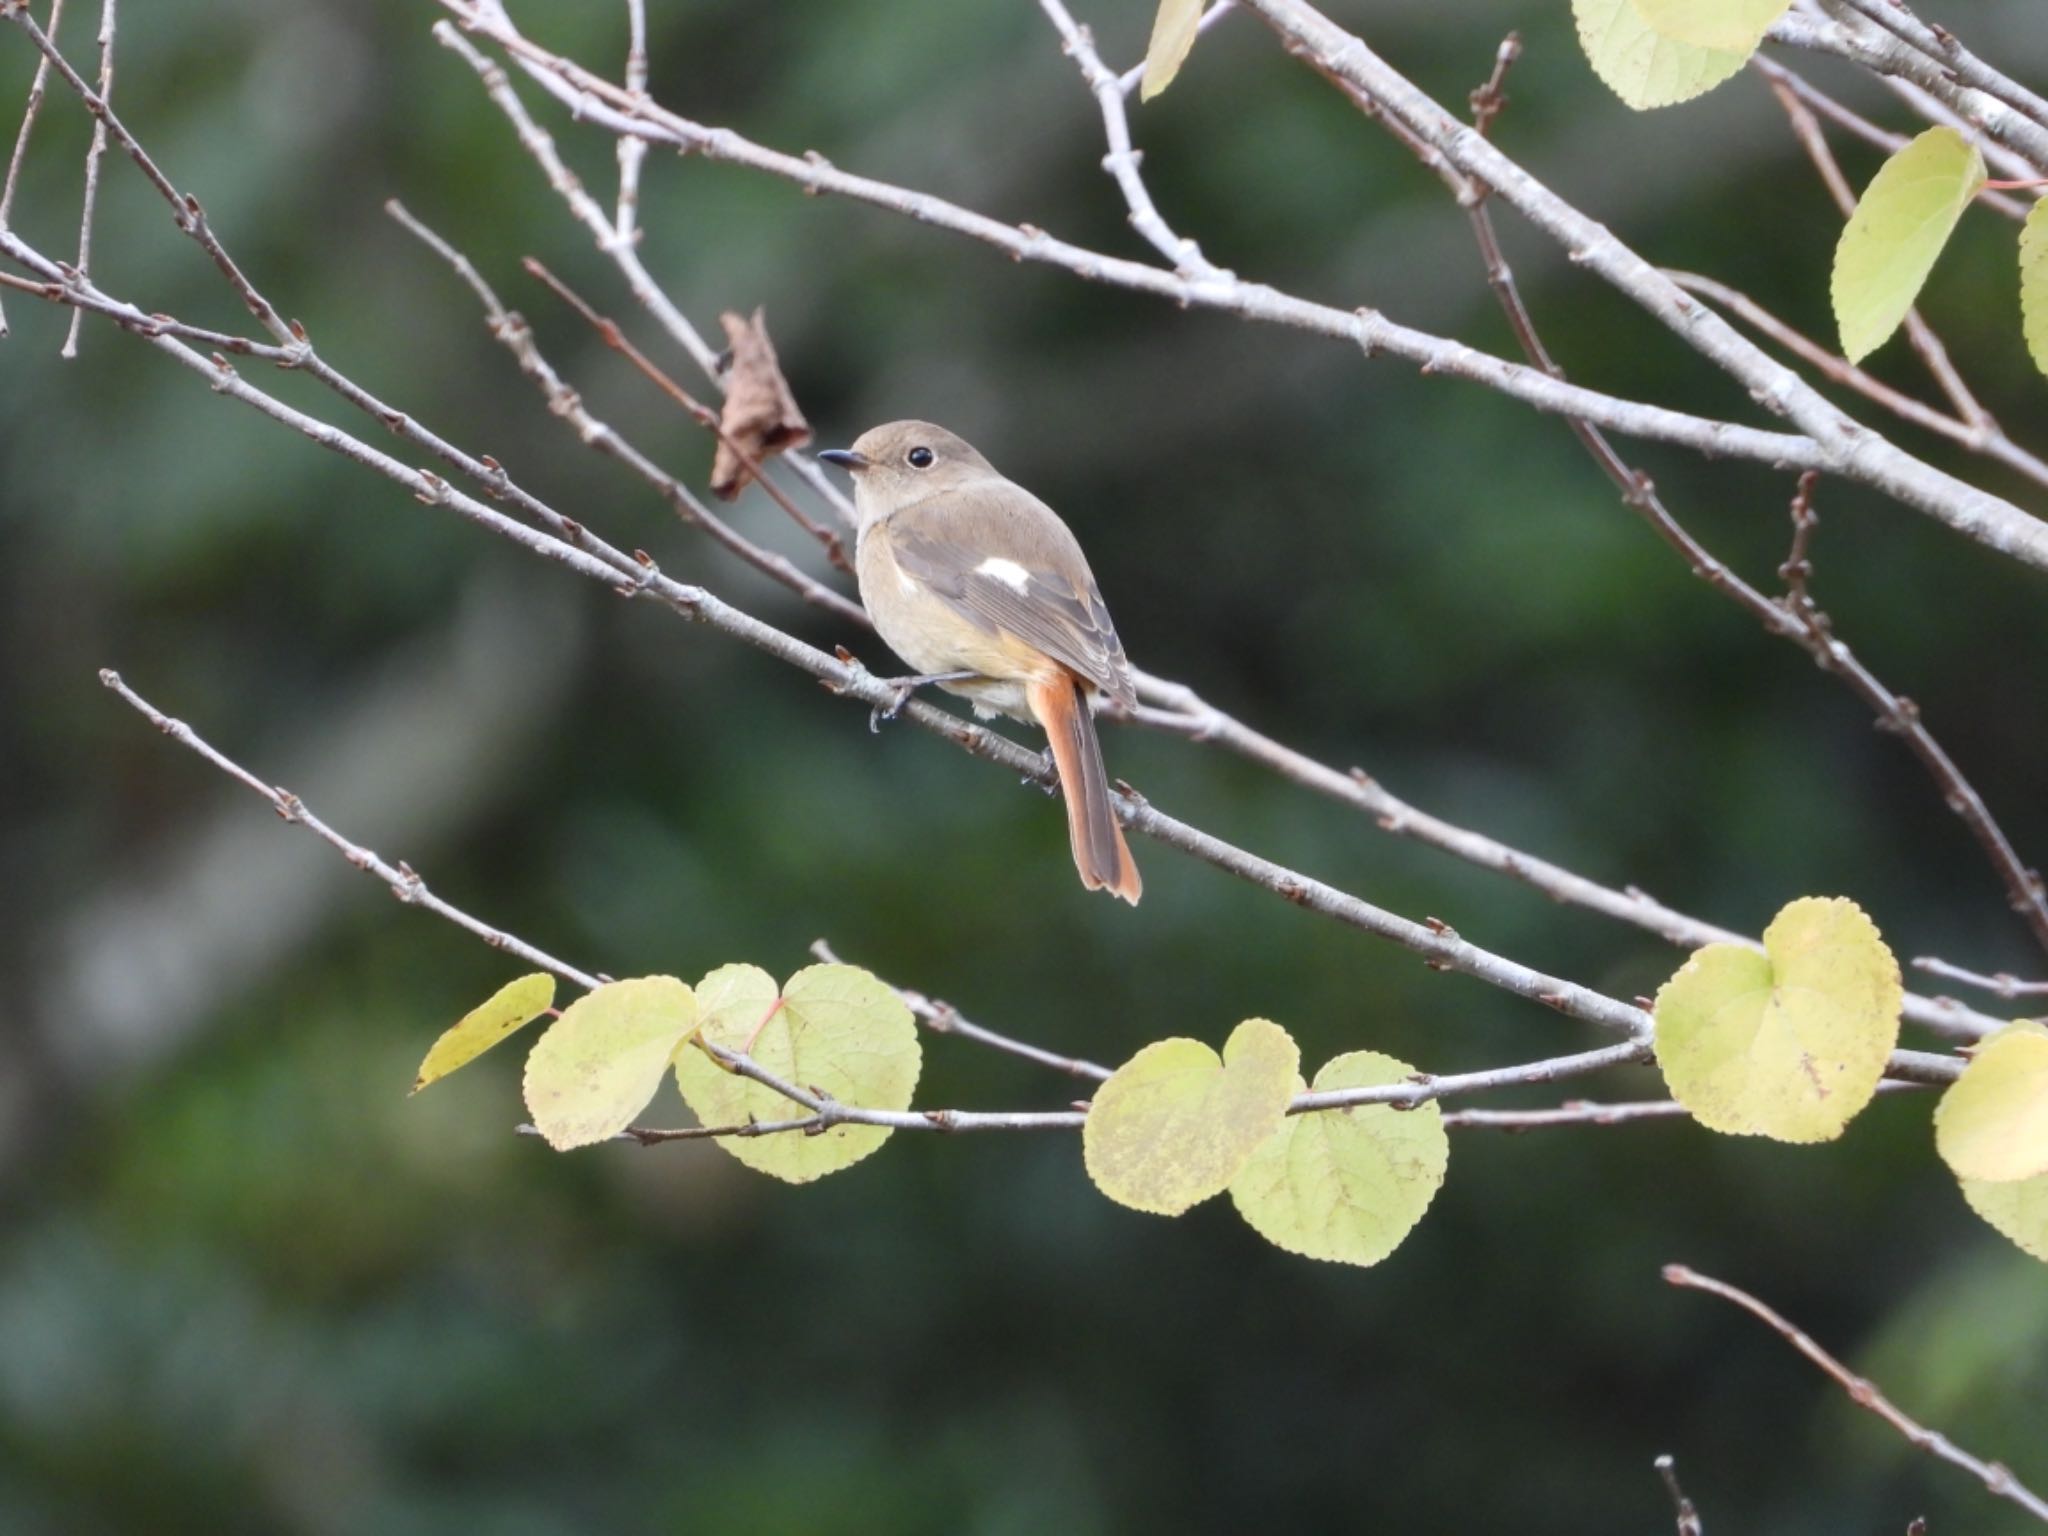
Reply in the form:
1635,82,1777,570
710,307,812,500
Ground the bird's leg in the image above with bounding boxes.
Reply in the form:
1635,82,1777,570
868,669,979,732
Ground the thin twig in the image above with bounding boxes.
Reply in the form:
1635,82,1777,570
433,9,1854,491
98,671,1717,1137
1663,269,2047,486
1768,8,2048,174
809,938,1112,1081
1747,55,2030,218
1773,477,2048,955
1655,1454,1704,1536
1830,0,2048,151
1410,35,2048,961
1220,0,2048,572
1759,64,2009,448
1665,1264,2048,1524
0,0,63,336
429,19,859,539
383,201,863,621
519,255,852,570
1912,957,2048,999
57,0,108,357
1038,0,1228,280
613,0,648,249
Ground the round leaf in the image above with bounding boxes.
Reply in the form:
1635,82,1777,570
413,972,556,1093
1083,1019,1300,1216
1936,1022,2048,1183
1959,1168,2048,1264
523,976,697,1151
1140,0,1204,102
2019,197,2048,380
1654,896,1902,1142
1575,0,1750,110
672,963,921,1184
1624,0,1792,52
1832,127,1987,363
1229,1050,1447,1267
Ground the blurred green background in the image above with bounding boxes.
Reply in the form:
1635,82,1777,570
2,0,2045,1530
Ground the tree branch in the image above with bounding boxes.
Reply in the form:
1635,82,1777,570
1227,0,2048,573
1665,1263,2048,1525
431,8,1835,481
0,3,2008,1049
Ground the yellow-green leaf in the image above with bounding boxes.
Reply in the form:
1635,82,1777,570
1654,896,1902,1142
1832,126,1987,363
2019,197,2048,378
1936,1021,2048,1183
1959,1168,2048,1263
523,975,697,1151
672,963,920,1184
1625,0,1792,52
412,972,555,1093
1140,0,1203,102
1083,1019,1299,1216
1575,0,1750,110
1229,1050,1447,1267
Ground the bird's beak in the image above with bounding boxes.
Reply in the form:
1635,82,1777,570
817,448,871,471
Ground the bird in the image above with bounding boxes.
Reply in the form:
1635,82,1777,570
818,421,1142,904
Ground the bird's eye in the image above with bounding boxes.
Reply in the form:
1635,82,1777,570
906,446,935,469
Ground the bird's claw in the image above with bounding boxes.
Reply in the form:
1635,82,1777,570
868,681,917,734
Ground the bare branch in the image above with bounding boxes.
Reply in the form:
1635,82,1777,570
1772,478,2048,955
1912,957,2048,1000
1664,269,2046,486
0,0,62,336
1747,55,2030,219
1,7,2004,1047
429,18,860,537
56,0,108,357
1226,0,2048,573
97,669,605,993
810,938,1113,1082
96,673,1689,1139
433,8,1835,483
519,255,852,571
1038,0,1227,279
1758,63,2012,451
1767,8,2048,174
1665,1264,2048,1525
613,0,648,248
381,201,864,622
1655,1453,1704,1536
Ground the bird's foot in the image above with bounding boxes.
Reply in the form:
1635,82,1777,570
867,669,979,733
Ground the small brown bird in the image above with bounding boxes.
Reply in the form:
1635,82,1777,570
819,421,1142,904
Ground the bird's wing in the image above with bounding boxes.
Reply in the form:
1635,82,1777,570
885,485,1136,707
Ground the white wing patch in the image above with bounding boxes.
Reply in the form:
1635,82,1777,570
973,556,1032,593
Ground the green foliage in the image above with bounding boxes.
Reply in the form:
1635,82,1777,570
1654,897,1902,1143
1082,1019,1299,1215
411,972,556,1093
2020,197,2048,379
1831,127,1986,364
1140,0,1203,101
1935,1021,2048,1184
1229,1050,1447,1268
523,976,699,1151
1574,0,1749,109
1623,0,1793,52
673,963,921,1183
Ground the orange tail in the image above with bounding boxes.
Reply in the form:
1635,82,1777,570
1027,672,1141,905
